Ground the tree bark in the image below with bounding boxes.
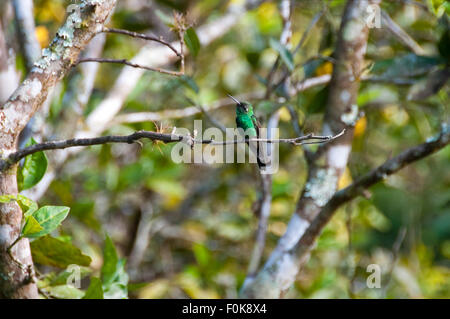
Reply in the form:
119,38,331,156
0,0,116,299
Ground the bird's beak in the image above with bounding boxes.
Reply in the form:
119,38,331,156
227,94,240,104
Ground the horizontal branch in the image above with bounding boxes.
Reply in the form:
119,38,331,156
102,27,181,57
0,130,345,172
76,58,183,76
111,91,265,125
206,129,345,146
293,123,450,257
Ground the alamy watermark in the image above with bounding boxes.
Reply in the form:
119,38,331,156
170,120,280,174
66,264,81,288
366,264,381,288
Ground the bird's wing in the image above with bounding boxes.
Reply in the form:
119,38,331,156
251,114,270,168
251,114,261,138
236,116,246,131
236,116,241,128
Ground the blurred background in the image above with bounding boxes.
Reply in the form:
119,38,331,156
4,0,448,298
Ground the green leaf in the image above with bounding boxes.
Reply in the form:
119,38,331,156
371,53,444,79
180,75,199,93
269,38,294,71
192,243,210,268
155,9,174,27
0,194,38,216
127,282,148,292
31,235,92,268
357,87,383,106
101,235,119,285
46,285,85,299
184,27,201,57
16,195,38,217
438,29,450,63
55,235,72,243
17,138,48,191
70,201,101,232
254,73,268,86
103,258,129,299
26,206,70,238
21,215,44,237
101,235,129,299
303,58,327,78
50,267,91,286
83,277,104,299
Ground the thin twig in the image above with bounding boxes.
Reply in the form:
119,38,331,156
102,27,181,57
184,96,227,133
197,105,227,133
265,0,292,98
38,287,52,299
177,28,185,75
292,10,324,55
76,58,183,76
269,10,325,97
205,129,345,145
286,105,303,137
381,10,425,55
128,202,155,273
7,235,25,270
382,226,407,297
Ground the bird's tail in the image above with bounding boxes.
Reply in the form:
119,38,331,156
257,156,267,169
248,141,270,170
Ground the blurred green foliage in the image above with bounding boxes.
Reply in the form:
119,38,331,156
18,0,450,298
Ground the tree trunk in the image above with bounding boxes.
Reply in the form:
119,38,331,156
0,161,38,298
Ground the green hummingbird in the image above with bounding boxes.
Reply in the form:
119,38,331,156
227,94,267,169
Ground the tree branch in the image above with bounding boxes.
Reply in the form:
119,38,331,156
381,10,425,55
0,0,117,299
12,0,40,71
264,0,293,98
291,124,450,266
23,4,251,201
0,130,345,172
0,0,116,149
102,27,181,57
76,58,183,76
242,123,450,298
83,3,249,136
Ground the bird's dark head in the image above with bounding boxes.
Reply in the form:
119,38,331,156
227,94,251,114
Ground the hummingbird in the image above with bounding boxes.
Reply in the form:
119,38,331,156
227,94,267,169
